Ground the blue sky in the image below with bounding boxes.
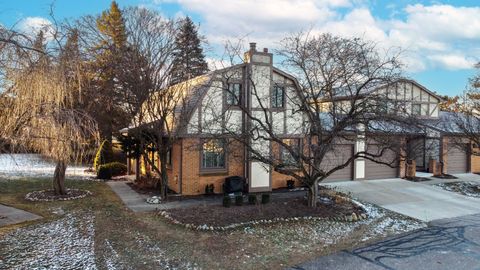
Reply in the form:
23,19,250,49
1,0,479,97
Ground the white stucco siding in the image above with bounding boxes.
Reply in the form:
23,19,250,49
224,110,243,133
272,72,284,84
251,65,271,109
286,109,304,135
201,81,223,133
430,104,439,117
187,108,199,134
272,111,284,134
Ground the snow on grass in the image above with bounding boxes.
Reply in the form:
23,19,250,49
222,199,426,261
435,181,480,198
0,154,94,180
0,213,96,270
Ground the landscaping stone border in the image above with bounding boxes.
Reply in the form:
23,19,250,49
25,189,93,202
158,195,369,231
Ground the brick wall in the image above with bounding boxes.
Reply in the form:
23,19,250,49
167,142,182,194
471,147,480,173
181,138,245,195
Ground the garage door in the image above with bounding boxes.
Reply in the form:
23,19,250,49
447,144,468,174
323,144,354,182
365,145,398,180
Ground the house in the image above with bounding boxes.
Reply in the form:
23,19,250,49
122,43,479,195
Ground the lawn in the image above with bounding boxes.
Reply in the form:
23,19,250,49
0,178,425,269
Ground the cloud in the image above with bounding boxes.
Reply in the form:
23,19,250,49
154,1,480,73
428,54,475,70
17,17,53,40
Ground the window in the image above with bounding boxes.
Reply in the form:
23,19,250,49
226,83,241,106
412,104,421,115
281,138,301,166
166,148,172,166
272,85,285,108
201,139,226,169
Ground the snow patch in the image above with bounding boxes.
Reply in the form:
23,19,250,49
0,213,96,269
0,154,94,180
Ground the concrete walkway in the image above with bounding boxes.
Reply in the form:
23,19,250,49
0,204,42,227
291,213,480,270
324,174,480,222
107,181,305,213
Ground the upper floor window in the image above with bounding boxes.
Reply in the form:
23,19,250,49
272,85,285,108
281,138,301,166
226,83,241,106
201,139,226,169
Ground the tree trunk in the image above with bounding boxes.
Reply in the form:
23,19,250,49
306,181,318,207
53,161,67,195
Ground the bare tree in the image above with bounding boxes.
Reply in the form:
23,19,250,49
205,33,421,207
115,7,183,200
0,23,99,195
446,81,480,156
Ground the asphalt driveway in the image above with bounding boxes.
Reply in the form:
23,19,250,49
324,175,480,222
290,213,480,270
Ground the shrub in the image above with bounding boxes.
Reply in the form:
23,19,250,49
286,179,295,189
261,193,270,204
222,196,231,208
248,194,257,205
205,184,215,195
97,162,127,180
235,195,243,206
94,140,112,172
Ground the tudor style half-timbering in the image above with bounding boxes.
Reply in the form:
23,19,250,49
123,43,476,195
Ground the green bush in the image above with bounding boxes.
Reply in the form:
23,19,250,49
94,140,112,172
261,193,270,204
222,196,231,208
248,194,257,205
235,195,243,206
97,162,127,180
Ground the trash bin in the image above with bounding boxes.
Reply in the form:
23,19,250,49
223,176,245,194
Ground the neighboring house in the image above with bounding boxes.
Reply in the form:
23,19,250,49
122,43,479,195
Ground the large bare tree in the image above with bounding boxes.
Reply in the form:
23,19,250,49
207,33,421,207
114,7,184,199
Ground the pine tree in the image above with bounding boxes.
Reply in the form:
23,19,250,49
90,0,128,162
170,17,208,85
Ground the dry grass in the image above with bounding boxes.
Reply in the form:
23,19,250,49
0,178,424,269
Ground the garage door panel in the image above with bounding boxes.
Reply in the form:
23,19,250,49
365,144,398,180
447,144,468,174
323,145,353,182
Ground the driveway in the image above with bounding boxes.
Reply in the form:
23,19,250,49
324,175,480,222
290,213,480,270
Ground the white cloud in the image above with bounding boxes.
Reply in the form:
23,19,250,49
154,1,480,72
17,17,53,40
428,54,475,70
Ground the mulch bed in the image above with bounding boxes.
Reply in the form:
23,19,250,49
166,195,364,227
404,177,431,182
432,174,458,179
25,189,92,202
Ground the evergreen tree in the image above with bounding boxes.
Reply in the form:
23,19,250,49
89,0,128,162
170,17,208,85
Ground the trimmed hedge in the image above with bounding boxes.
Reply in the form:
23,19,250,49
97,162,127,180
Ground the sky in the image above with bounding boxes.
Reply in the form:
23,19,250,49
1,0,479,97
